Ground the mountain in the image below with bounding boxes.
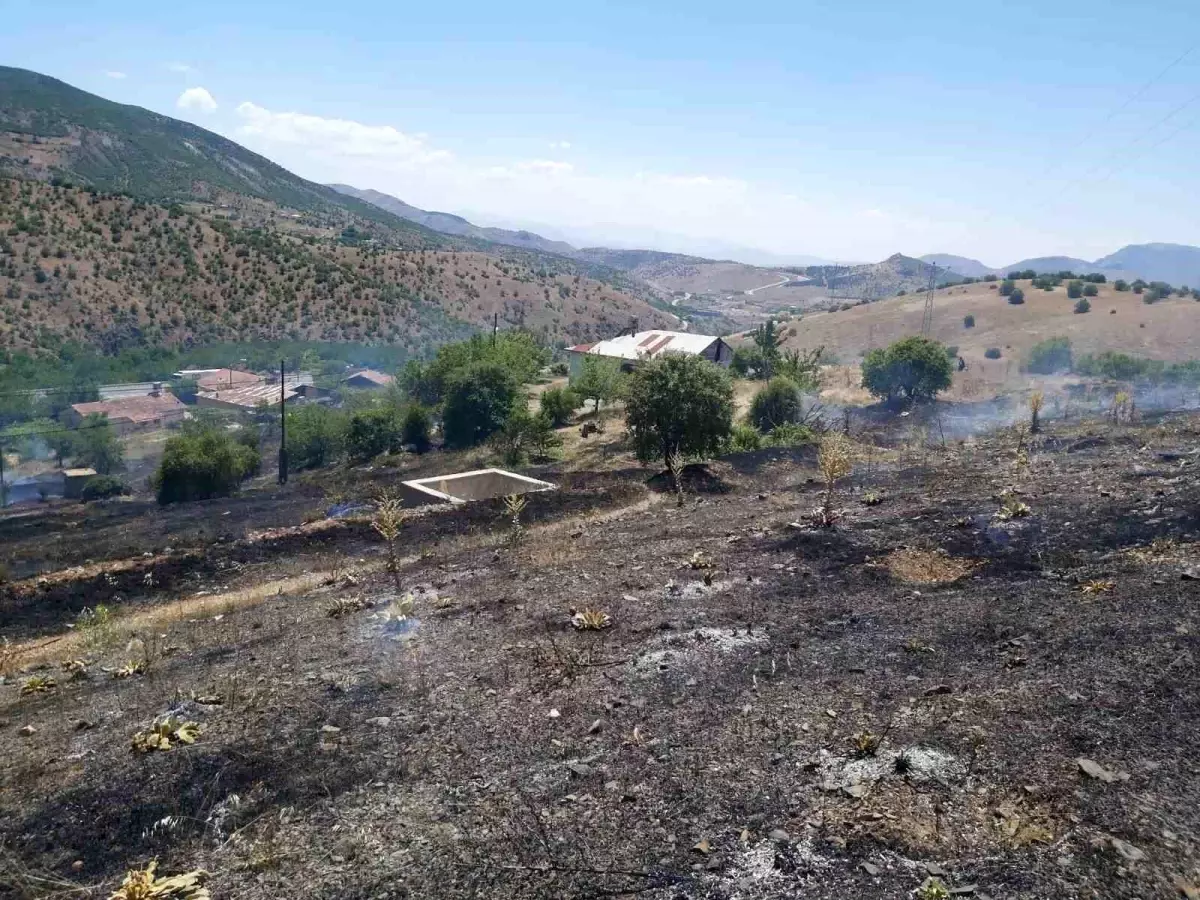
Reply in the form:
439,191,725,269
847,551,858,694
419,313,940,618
0,179,674,354
1000,255,1096,275
0,66,448,248
919,254,995,278
328,184,577,256
808,253,962,301
1094,243,1200,287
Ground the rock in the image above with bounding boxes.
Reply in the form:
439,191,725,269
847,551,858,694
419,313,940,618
1110,837,1145,862
843,783,867,798
1181,569,1200,581
768,829,791,843
1174,877,1199,898
567,762,592,777
587,719,603,735
861,862,880,875
1077,758,1129,783
366,717,392,728
321,724,342,734
548,708,561,718
924,862,947,876
18,725,35,737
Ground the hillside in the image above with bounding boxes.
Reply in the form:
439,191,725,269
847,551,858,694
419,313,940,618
1095,243,1200,287
0,179,674,354
0,68,458,251
775,277,1200,386
919,253,995,278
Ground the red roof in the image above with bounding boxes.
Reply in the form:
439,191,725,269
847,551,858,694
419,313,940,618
71,394,186,424
345,369,394,386
195,369,261,390
567,343,595,352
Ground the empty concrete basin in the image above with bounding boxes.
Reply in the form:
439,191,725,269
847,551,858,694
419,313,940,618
399,468,556,507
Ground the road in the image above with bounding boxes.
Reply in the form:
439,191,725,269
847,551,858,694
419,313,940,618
744,273,794,296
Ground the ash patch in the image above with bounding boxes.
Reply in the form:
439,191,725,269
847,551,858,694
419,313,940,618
680,838,837,900
664,578,735,600
818,745,965,792
632,626,769,677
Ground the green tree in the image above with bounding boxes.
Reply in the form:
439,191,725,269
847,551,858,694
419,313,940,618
287,404,344,470
154,424,260,504
624,354,733,464
748,377,803,433
489,407,561,465
1008,288,1025,305
344,406,402,461
539,385,578,427
1114,279,1129,292
729,345,769,379
1067,280,1084,299
1024,337,1072,374
71,414,124,474
774,346,824,392
963,314,975,328
860,336,953,406
999,280,1015,297
1083,283,1099,297
442,362,521,449
1074,297,1091,314
573,355,624,413
400,404,432,453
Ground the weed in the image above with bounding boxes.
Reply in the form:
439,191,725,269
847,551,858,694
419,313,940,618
915,877,950,900
326,596,373,618
995,492,1031,521
893,751,913,775
815,433,853,527
112,660,147,679
108,860,209,899
688,550,713,570
20,674,57,695
851,731,883,758
77,604,120,650
861,491,884,506
570,608,613,630
132,717,201,754
381,593,416,629
503,493,527,527
1029,390,1044,434
371,492,405,591
1079,579,1115,594
61,659,90,680
903,639,935,655
667,447,685,508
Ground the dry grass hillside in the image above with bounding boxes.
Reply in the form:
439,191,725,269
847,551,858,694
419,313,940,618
0,179,673,354
780,279,1200,378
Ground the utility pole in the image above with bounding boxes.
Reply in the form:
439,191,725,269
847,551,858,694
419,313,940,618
921,263,938,336
278,360,288,486
0,437,6,509
492,312,499,347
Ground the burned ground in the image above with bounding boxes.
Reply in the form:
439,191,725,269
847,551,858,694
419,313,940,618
1,414,1199,899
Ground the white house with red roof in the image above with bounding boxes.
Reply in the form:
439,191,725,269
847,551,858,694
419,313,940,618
565,330,732,379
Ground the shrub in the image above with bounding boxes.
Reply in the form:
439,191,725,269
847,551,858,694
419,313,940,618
1084,272,1107,283
154,425,260,504
983,273,998,282
490,407,561,465
344,407,402,461
764,423,817,448
549,361,569,377
1024,337,1071,373
984,348,1002,360
71,414,124,474
400,404,432,453
963,314,975,328
80,474,127,502
727,423,763,452
999,280,1015,296
1008,288,1025,305
730,345,768,379
625,354,734,463
1067,280,1084,299
572,355,625,412
1083,283,1098,296
539,386,578,427
861,336,953,405
1114,279,1129,291
442,361,521,449
748,377,803,433
287,404,344,470
1074,297,1091,314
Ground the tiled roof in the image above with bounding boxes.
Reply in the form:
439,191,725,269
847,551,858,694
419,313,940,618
71,393,186,424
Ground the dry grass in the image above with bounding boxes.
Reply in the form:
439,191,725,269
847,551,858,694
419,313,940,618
883,548,979,584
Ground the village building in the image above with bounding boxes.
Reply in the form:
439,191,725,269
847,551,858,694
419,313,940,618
343,369,395,389
565,330,733,379
65,392,187,435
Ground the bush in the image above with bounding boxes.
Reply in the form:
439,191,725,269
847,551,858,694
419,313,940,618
442,361,521,449
963,314,975,328
154,425,260,504
1008,288,1025,305
549,361,569,377
984,348,1002,360
625,354,734,463
1074,297,1091,314
400,404,432,453
344,407,402,461
287,404,344,470
730,345,769,379
727,423,763,452
1084,272,1107,283
1083,283,1098,296
1024,336,1071,373
1113,279,1129,291
861,336,953,405
80,475,127,502
539,386,578,427
748,377,803,433
1067,280,1084,299
999,280,1015,296
764,423,817,448
572,355,625,412
490,407,561,465
983,273,998,282
71,414,124,474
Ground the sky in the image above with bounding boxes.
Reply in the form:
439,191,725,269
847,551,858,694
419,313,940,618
3,0,1200,265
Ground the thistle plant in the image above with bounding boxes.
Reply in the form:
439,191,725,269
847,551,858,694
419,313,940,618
371,491,405,591
816,433,853,527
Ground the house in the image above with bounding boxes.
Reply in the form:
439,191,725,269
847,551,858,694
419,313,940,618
66,393,188,435
343,369,395,389
565,330,733,379
174,368,262,391
194,382,301,412
63,468,98,500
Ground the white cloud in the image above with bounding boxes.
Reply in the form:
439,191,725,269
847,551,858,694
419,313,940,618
549,140,572,150
168,62,195,74
104,71,127,80
234,102,451,167
516,159,574,174
176,87,218,113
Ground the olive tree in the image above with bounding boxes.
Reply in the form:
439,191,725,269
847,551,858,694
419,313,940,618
625,354,734,464
861,336,953,406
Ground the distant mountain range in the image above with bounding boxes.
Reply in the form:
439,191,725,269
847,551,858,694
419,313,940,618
921,245,1200,286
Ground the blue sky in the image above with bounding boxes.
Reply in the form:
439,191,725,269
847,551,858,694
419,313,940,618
3,0,1199,264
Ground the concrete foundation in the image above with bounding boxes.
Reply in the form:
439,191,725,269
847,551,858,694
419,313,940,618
398,468,556,508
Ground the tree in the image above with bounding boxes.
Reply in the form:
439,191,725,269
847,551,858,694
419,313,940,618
984,347,1002,359
748,377,803,433
730,345,769,379
1083,283,1099,297
1114,279,1129,292
1024,337,1072,374
442,362,521,449
72,414,124,474
1008,288,1025,305
999,280,1015,297
400,405,432,453
539,386,578,427
154,424,260,504
963,314,975,328
625,355,734,464
774,346,824,392
860,336,953,406
490,407,561,465
1074,297,1091,314
287,404,344,470
573,355,624,413
751,318,786,360
344,406,402,461
1067,280,1084,299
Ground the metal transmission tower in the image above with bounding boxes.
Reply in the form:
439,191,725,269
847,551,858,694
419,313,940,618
920,263,938,336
